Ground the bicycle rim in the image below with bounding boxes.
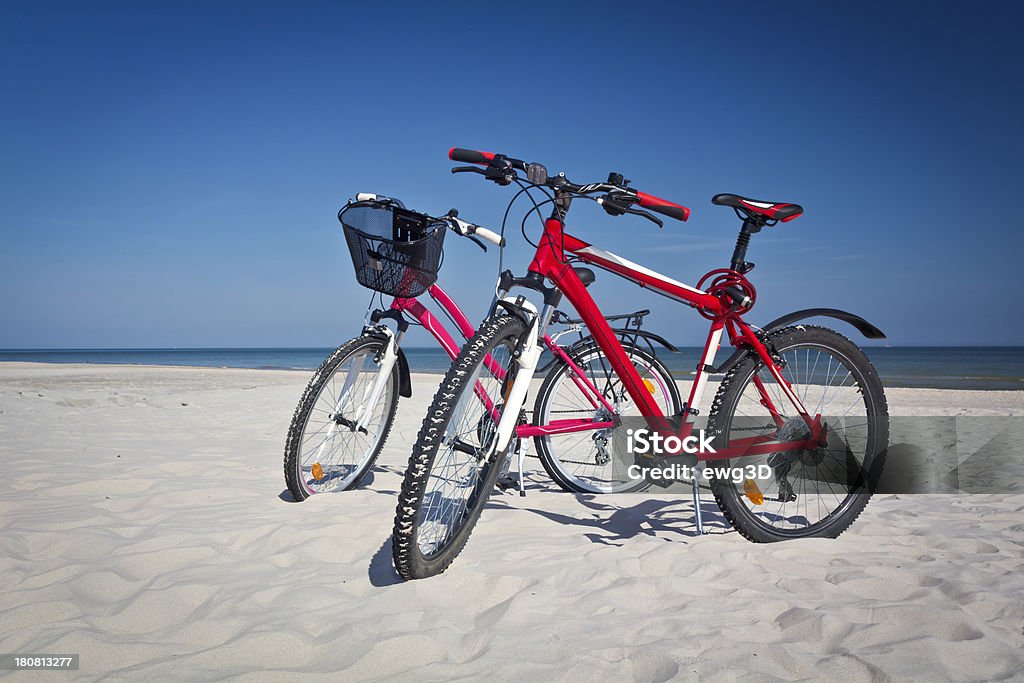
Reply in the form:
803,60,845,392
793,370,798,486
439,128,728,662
297,342,396,494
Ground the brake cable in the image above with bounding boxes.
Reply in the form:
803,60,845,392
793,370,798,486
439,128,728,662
497,181,551,278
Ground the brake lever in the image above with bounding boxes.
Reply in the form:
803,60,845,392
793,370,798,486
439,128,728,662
452,166,487,175
598,196,664,228
467,234,488,252
627,206,663,228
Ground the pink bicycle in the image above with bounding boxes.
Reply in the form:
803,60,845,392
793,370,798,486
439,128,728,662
283,194,680,500
391,148,889,579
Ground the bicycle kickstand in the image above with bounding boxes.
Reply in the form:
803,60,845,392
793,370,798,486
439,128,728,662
692,475,705,535
517,439,529,497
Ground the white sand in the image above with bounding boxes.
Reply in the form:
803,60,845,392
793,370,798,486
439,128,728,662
1,362,1023,680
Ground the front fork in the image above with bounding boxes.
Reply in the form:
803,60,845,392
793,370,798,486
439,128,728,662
354,326,403,432
488,296,554,458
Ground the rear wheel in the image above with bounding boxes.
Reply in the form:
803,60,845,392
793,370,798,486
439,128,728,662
707,325,888,542
392,315,526,579
533,342,681,493
284,335,399,500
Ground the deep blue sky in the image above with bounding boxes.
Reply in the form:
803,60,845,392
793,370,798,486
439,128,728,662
1,1,1021,348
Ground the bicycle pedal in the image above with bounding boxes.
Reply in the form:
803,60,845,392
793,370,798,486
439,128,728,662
495,473,521,491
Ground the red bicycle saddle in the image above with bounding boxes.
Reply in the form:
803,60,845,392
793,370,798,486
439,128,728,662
712,194,803,222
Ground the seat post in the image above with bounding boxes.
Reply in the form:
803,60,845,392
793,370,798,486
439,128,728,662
729,218,760,273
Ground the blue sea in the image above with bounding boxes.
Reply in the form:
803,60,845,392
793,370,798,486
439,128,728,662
1,346,1022,391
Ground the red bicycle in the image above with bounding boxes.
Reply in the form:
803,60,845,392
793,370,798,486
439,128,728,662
392,148,889,579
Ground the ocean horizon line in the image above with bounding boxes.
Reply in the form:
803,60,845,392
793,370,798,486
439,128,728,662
2,346,1022,391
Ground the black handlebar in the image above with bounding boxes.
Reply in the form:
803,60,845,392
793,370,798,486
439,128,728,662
448,146,690,223
636,191,690,222
449,147,528,172
644,204,689,222
449,148,495,165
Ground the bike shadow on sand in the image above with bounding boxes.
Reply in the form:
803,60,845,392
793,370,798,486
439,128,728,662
366,496,732,586
487,489,734,547
369,536,403,587
365,477,734,585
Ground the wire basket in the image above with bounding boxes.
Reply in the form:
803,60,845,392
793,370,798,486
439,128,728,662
339,200,447,298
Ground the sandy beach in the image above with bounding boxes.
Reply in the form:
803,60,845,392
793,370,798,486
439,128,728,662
1,362,1023,680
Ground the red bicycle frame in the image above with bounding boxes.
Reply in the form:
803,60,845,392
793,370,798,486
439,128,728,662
525,216,822,462
392,284,477,360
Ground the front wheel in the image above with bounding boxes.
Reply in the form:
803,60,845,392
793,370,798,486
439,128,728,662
392,315,526,579
284,334,400,500
707,325,888,542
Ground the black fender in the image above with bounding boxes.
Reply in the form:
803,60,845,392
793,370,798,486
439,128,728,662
609,327,680,353
559,328,678,355
396,347,412,398
538,328,678,373
762,308,885,340
711,308,886,376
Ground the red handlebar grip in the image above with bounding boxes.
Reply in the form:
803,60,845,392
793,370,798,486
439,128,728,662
449,147,496,166
636,191,690,222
